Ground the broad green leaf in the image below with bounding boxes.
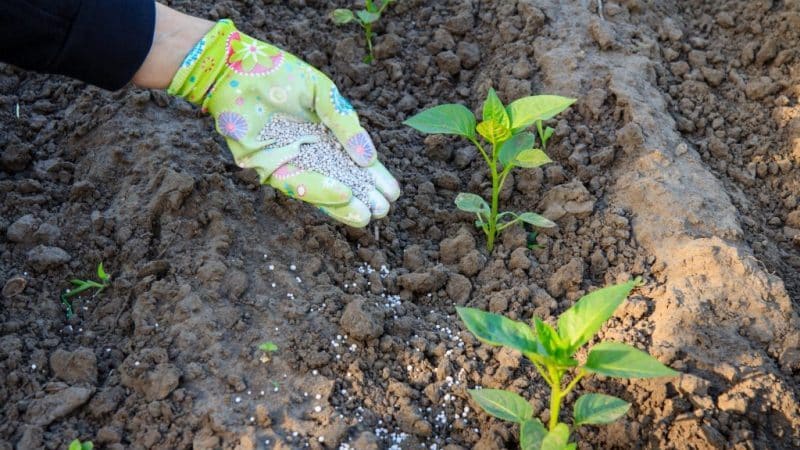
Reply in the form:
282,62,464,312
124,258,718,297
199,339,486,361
456,307,539,355
557,280,637,354
533,317,565,358
404,104,476,139
476,120,511,145
355,9,381,24
455,193,489,215
574,393,631,426
585,342,679,378
69,440,82,450
468,388,533,423
540,423,570,450
518,212,556,228
97,262,108,282
498,132,535,166
331,9,355,24
483,88,510,128
520,418,547,450
564,444,577,450
514,149,552,168
506,95,576,133
259,342,278,352
83,443,94,450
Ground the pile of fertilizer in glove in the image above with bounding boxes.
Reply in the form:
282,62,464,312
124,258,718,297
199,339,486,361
257,115,375,205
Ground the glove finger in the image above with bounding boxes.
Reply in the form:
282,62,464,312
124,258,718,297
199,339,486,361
318,198,372,228
365,161,401,202
366,189,391,219
268,164,352,206
237,135,318,183
312,77,377,167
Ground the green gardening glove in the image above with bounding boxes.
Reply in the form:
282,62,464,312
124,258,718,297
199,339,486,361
167,20,400,227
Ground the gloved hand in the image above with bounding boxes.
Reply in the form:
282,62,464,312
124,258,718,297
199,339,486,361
167,20,400,227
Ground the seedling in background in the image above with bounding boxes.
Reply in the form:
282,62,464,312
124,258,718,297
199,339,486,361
457,278,678,450
68,439,93,450
259,341,278,363
331,0,395,63
405,90,574,251
60,263,111,319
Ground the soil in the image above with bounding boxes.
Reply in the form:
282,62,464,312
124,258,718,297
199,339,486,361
1,0,799,449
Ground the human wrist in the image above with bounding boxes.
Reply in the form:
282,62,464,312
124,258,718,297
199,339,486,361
132,3,214,89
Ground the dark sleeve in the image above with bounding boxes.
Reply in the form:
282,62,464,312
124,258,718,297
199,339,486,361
0,0,156,90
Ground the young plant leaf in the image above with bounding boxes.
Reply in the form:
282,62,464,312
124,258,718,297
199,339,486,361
557,279,637,354
506,95,576,133
514,149,552,168
355,9,381,24
456,307,539,356
404,104,476,139
468,388,533,423
331,8,355,24
69,440,82,450
518,212,556,228
532,317,565,358
520,418,547,450
573,393,631,426
83,443,94,450
483,88,510,128
498,132,535,166
97,262,109,282
540,423,571,450
455,193,490,215
476,120,511,145
584,342,679,378
259,342,278,352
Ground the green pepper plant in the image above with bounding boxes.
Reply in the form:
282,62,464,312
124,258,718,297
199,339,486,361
405,89,574,251
68,439,93,450
60,263,111,319
331,0,395,63
457,278,679,449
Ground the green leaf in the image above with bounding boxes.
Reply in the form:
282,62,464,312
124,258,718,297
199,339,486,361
533,317,564,358
456,307,539,356
468,388,533,423
506,95,576,133
514,149,552,168
404,104,476,139
585,342,679,378
476,120,511,145
97,262,109,282
331,9,355,24
498,132,535,166
455,193,489,215
82,443,94,450
518,212,556,228
557,280,637,354
574,393,631,426
69,440,82,450
259,342,278,352
520,418,547,450
543,126,555,141
540,423,570,450
563,444,577,450
355,9,381,24
483,88,510,128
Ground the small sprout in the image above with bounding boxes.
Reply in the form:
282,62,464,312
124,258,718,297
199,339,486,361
405,90,575,251
60,263,112,319
259,341,278,363
331,0,395,63
68,440,94,450
457,278,678,449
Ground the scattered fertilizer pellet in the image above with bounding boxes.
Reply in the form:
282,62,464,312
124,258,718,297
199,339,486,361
268,264,274,270
314,405,322,412
31,364,36,370
257,115,376,205
234,396,241,403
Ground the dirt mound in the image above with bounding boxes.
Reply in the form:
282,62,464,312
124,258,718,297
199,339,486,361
1,0,798,449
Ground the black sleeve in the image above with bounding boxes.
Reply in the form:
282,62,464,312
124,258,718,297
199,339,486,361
0,0,156,90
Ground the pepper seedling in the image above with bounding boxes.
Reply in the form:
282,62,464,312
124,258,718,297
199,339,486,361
457,278,678,450
405,89,575,251
331,0,395,63
60,263,111,319
259,341,278,363
68,439,93,450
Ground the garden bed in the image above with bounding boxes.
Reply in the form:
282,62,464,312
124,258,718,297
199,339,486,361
1,0,798,449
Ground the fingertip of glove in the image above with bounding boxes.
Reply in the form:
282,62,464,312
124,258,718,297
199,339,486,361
344,131,378,167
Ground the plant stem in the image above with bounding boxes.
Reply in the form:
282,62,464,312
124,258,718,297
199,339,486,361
363,24,374,63
549,373,562,431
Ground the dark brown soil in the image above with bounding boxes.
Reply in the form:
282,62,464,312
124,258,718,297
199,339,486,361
1,1,798,449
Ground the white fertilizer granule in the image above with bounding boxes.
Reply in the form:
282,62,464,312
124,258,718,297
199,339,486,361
258,115,375,205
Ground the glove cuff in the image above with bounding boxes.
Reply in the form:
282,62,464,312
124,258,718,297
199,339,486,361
167,19,237,109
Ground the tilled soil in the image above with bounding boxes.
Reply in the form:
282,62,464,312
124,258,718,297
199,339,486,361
1,1,798,449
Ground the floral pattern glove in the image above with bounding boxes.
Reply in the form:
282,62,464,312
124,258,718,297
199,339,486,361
167,20,400,227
